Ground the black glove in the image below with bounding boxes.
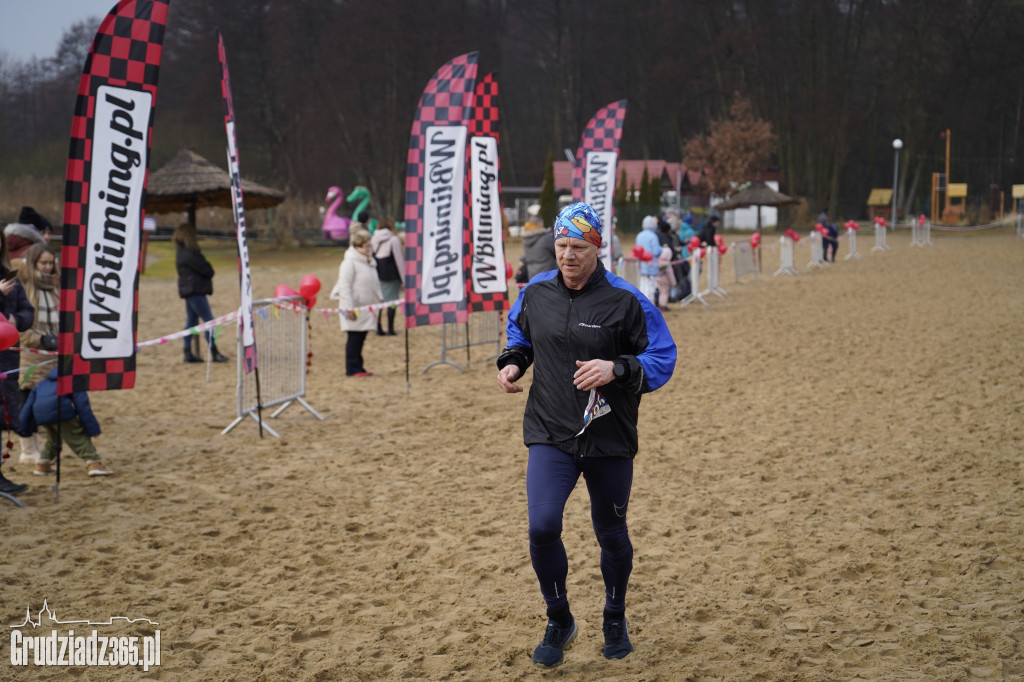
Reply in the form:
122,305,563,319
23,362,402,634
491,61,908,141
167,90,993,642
40,333,58,351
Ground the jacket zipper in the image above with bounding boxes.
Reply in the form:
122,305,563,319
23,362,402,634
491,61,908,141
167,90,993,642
565,293,585,435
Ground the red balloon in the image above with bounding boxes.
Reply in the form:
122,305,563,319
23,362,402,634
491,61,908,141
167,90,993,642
718,243,728,255
688,236,701,250
505,261,513,280
713,234,724,246
275,284,300,300
305,296,317,309
0,320,18,351
750,233,761,248
299,274,321,301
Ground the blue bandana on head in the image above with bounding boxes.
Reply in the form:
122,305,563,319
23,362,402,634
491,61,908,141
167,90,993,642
553,202,603,247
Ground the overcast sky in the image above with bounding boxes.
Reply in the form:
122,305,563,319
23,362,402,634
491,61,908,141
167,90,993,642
0,0,113,62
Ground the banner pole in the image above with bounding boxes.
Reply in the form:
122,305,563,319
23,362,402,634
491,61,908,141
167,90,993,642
52,399,62,501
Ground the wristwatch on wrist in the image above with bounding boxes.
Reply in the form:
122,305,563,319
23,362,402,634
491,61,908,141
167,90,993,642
612,360,626,380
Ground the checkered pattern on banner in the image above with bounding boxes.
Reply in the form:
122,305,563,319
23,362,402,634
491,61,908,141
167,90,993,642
403,52,478,329
466,72,507,313
58,0,169,395
571,100,628,201
218,31,258,374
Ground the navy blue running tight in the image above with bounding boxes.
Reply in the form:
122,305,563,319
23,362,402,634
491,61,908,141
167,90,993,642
526,444,634,614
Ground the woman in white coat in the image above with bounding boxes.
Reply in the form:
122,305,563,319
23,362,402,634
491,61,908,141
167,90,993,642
329,228,382,377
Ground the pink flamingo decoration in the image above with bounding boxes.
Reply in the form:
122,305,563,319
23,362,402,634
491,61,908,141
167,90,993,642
322,186,350,241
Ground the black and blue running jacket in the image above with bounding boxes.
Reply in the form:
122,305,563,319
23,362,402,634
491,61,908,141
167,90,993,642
498,261,677,458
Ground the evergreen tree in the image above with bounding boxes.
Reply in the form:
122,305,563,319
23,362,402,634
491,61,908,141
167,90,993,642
539,149,557,228
614,168,628,207
639,165,653,209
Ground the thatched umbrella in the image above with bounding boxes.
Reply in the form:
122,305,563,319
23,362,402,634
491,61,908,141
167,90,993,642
715,180,799,232
145,148,286,228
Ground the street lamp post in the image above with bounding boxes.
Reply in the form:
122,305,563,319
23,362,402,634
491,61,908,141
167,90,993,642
892,139,903,228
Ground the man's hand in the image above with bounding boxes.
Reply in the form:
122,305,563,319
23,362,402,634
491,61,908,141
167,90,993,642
573,359,614,391
496,364,523,393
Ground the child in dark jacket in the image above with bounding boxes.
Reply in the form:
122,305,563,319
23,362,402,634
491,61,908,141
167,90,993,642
18,368,113,477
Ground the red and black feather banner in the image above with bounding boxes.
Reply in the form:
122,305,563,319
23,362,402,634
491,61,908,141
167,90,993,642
571,100,627,271
57,0,171,395
466,72,507,313
403,52,479,329
217,30,257,374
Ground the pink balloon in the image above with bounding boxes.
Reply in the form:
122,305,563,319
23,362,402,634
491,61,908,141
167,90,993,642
713,234,724,246
0,320,18,351
275,284,299,300
299,274,321,301
688,236,701,250
750,233,761,248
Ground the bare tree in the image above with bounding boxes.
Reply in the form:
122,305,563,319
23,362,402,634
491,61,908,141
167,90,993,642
683,95,776,196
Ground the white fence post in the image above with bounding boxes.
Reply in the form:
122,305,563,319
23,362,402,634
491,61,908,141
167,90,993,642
774,236,798,276
807,230,826,268
701,248,727,298
845,227,862,260
872,223,890,251
679,250,708,308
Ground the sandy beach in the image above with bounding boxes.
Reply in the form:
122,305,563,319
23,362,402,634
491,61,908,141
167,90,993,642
2,226,1022,680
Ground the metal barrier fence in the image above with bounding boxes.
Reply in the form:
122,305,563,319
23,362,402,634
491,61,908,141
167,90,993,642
700,249,726,299
774,236,798,276
222,296,324,437
425,311,504,374
845,227,862,260
910,219,933,247
807,230,826,268
618,257,640,288
731,241,761,283
872,224,891,251
679,250,707,308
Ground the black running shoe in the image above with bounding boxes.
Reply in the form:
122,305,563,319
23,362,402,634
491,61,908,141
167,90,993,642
532,616,577,667
602,616,633,659
0,471,28,495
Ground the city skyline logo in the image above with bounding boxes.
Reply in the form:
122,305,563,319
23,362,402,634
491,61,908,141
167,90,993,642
9,600,161,671
9,600,159,628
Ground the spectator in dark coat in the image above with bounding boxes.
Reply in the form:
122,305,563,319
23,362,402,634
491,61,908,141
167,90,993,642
0,229,35,495
698,215,720,247
174,223,228,364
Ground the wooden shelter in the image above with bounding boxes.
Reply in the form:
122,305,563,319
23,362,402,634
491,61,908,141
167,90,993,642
145,148,285,228
715,180,799,232
866,188,893,221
